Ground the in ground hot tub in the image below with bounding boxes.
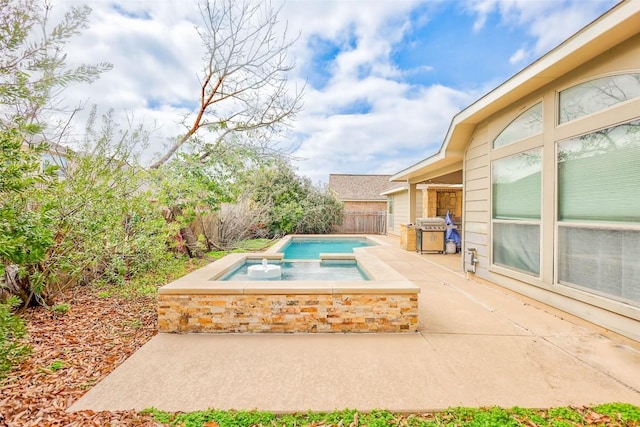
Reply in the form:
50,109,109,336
158,235,419,333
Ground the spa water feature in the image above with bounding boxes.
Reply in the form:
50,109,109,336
247,258,282,279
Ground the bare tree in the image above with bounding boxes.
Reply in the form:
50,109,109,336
149,0,304,169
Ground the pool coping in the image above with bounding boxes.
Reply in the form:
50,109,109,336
158,234,419,296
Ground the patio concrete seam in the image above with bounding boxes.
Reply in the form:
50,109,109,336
536,333,640,395
406,251,462,275
441,280,534,337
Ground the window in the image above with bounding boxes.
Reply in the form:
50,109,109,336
557,119,640,223
493,102,543,149
559,73,640,124
557,119,640,304
558,227,640,303
492,148,542,275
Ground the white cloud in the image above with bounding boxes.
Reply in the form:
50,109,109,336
465,0,499,31
290,81,472,183
508,47,528,65
48,0,616,185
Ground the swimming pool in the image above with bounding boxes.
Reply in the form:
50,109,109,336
221,259,369,281
280,237,375,259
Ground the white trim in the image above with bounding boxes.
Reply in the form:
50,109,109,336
415,183,462,190
380,184,409,196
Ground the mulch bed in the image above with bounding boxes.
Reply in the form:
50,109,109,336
0,286,168,426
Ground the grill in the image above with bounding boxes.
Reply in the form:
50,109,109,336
415,217,447,254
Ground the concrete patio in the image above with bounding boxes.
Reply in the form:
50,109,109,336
70,235,640,413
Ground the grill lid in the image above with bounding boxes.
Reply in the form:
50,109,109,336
415,217,448,231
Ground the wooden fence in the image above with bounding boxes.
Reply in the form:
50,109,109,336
333,211,387,234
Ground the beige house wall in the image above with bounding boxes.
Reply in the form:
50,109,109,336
415,190,423,221
463,124,490,277
387,189,423,236
463,32,640,340
390,191,408,236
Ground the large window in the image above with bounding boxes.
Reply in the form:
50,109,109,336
557,119,640,222
492,148,542,276
559,73,640,124
493,102,543,148
557,119,640,304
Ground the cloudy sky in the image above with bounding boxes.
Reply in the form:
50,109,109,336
55,0,619,184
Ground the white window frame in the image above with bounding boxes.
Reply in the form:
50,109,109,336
553,117,640,306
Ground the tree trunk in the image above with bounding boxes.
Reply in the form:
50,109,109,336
180,225,204,258
168,206,204,259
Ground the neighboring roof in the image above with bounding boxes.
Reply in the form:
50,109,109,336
328,174,392,201
391,0,640,183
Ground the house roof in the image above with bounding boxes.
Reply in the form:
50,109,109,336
328,174,392,201
391,0,640,183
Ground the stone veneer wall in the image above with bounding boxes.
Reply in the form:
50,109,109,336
423,188,462,219
158,293,418,333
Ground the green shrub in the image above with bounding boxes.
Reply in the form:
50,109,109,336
0,296,31,378
244,162,344,237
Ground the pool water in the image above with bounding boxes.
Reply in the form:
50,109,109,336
281,238,374,259
221,260,369,281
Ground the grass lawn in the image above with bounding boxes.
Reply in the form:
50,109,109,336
206,238,276,260
145,404,640,426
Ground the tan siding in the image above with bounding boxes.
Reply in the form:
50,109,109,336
464,222,488,236
465,140,488,160
465,200,487,213
465,165,489,181
465,154,488,171
465,177,488,192
393,191,409,232
415,191,423,219
464,126,490,275
464,188,488,202
464,211,488,223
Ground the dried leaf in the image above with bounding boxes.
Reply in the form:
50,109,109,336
0,286,163,426
349,412,359,427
